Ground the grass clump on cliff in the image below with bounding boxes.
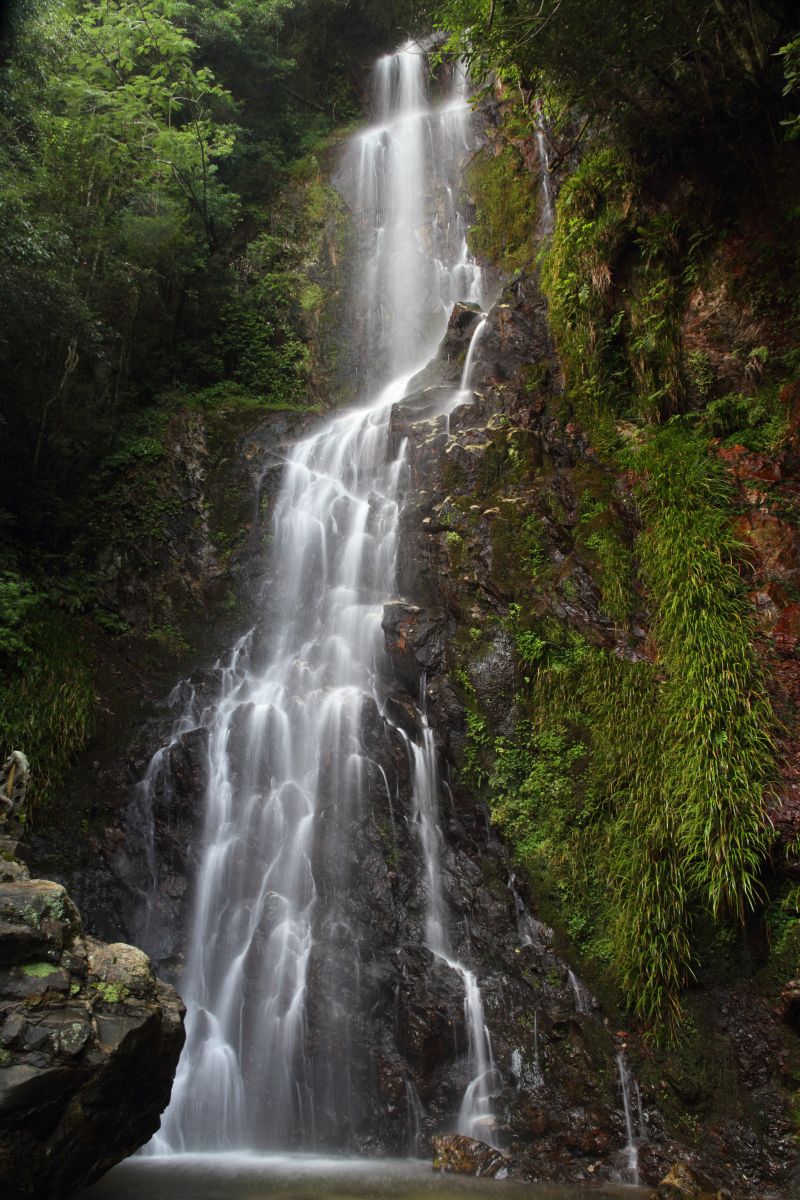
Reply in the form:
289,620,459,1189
467,423,776,1031
635,427,774,920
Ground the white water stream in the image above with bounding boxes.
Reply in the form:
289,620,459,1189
616,1053,645,1186
144,44,496,1153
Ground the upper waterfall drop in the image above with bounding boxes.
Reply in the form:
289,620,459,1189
145,44,493,1154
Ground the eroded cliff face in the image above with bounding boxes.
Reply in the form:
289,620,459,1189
385,271,800,1193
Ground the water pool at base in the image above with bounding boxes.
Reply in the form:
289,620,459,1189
81,1155,654,1200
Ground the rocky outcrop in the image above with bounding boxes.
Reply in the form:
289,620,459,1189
432,1133,513,1178
0,845,184,1199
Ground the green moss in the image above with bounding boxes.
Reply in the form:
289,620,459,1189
538,149,635,429
148,623,190,657
91,981,130,1004
466,142,539,272
20,961,57,977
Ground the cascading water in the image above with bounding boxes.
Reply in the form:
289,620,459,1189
407,719,499,1144
144,43,497,1154
534,98,554,236
616,1053,645,1186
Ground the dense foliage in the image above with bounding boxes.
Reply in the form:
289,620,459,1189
0,0,418,816
0,0,419,543
431,1,800,1028
437,0,798,158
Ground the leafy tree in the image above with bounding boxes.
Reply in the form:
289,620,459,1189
435,1,798,156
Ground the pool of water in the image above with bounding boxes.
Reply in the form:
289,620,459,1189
81,1154,654,1200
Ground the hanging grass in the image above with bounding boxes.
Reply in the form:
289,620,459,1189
473,434,775,1031
634,427,775,919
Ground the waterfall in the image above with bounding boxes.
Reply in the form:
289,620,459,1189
408,722,499,1144
567,968,593,1016
616,1053,644,1186
534,98,554,236
141,42,495,1154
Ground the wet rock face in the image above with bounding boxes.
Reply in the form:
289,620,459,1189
379,263,800,1194
381,603,447,693
0,851,184,1200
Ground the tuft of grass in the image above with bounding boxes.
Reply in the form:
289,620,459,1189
634,427,775,919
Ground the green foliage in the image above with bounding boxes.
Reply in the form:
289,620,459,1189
520,514,547,575
697,388,788,452
779,36,800,140
765,881,800,959
0,610,95,823
635,428,775,919
477,429,775,1028
686,350,715,401
491,723,585,862
148,622,190,655
437,1,793,156
0,0,411,558
628,215,686,419
583,530,633,624
538,149,634,426
0,572,40,659
456,669,491,787
466,141,539,271
93,610,130,636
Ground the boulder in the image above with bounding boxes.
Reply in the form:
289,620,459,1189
432,1133,513,1178
0,864,185,1200
780,979,800,1031
657,1161,727,1200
